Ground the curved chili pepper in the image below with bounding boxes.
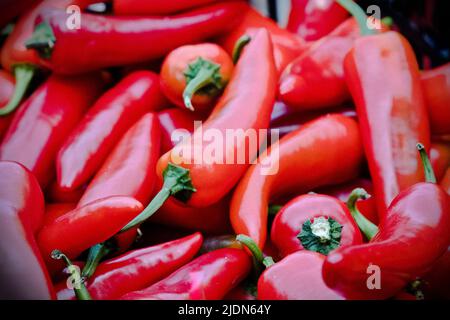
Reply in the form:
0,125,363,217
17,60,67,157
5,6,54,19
113,0,222,15
0,161,55,299
323,143,450,299
0,70,15,139
421,63,450,135
317,179,378,225
230,114,364,249
26,2,247,74
44,202,76,225
120,248,251,300
271,193,362,258
78,113,160,207
160,43,233,112
46,181,84,203
0,73,104,188
56,233,203,300
430,142,450,182
57,71,166,192
216,6,307,74
287,0,349,41
37,196,143,274
158,108,199,153
258,251,344,300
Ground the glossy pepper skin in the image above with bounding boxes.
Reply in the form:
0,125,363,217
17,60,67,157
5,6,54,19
57,71,166,192
0,74,104,188
157,29,277,208
0,70,15,139
160,43,234,112
271,194,362,258
279,18,361,110
0,161,55,299
421,63,450,135
287,0,348,41
216,6,307,74
323,183,450,299
29,2,247,74
158,108,199,153
113,0,221,15
78,113,160,207
344,31,430,219
430,142,450,182
120,248,251,300
230,114,364,249
37,196,143,272
258,251,343,300
44,203,76,225
56,233,203,300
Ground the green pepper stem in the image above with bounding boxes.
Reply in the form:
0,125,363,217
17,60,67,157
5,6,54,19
268,204,282,216
232,35,251,64
236,234,275,277
25,21,55,59
336,0,377,36
183,64,219,111
417,143,437,184
81,243,112,279
51,250,92,300
347,188,379,240
0,64,36,116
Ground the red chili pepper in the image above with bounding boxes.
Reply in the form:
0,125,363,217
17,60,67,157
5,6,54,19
421,63,450,135
258,251,344,300
56,71,166,192
323,143,450,299
113,0,223,15
216,6,307,73
0,73,104,188
46,181,85,203
430,142,450,182
441,168,450,195
56,233,203,300
271,193,363,258
44,202,76,225
287,0,349,41
0,69,15,139
120,248,251,300
37,196,143,273
26,2,248,74
78,113,160,207
0,161,55,299
230,114,364,249
317,179,379,225
160,43,234,112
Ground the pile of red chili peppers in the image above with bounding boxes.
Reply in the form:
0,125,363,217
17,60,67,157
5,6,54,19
0,0,449,301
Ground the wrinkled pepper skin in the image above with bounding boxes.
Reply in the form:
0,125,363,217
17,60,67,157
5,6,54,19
287,0,349,41
421,63,450,135
230,114,364,249
271,194,362,258
78,113,161,207
57,71,166,192
56,233,203,300
0,74,103,188
0,70,15,139
37,196,143,273
258,251,343,300
32,2,247,74
323,183,450,299
216,6,307,74
157,29,277,208
430,142,450,182
344,31,430,219
113,0,222,15
0,161,55,299
120,248,251,300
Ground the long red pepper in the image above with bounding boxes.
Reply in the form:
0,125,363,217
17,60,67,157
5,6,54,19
271,193,363,258
421,63,450,135
119,29,277,234
287,0,349,41
113,0,222,15
340,0,430,220
430,142,450,182
56,233,203,300
57,71,166,192
78,113,161,207
0,73,104,188
120,248,251,300
216,6,307,74
0,70,15,139
26,2,247,74
323,145,450,299
230,114,364,249
0,161,55,299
